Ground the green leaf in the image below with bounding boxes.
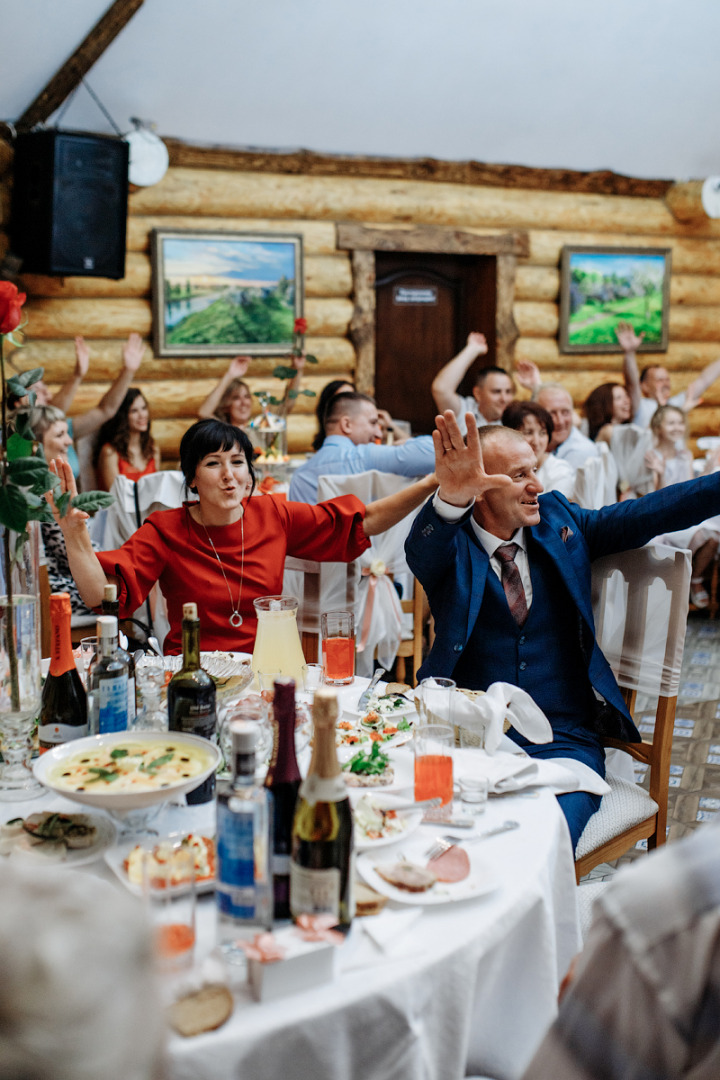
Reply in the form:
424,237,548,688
86,767,120,784
72,491,114,515
55,492,71,518
12,531,29,561
0,486,30,533
8,457,52,486
301,389,317,397
272,365,297,380
287,389,298,400
6,433,33,461
305,354,318,364
6,377,27,398
10,367,44,390
26,504,54,524
110,748,128,759
140,752,174,773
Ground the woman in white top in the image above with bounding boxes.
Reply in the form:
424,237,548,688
501,400,576,499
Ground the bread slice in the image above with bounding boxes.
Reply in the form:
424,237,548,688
385,682,412,695
355,880,388,916
375,861,437,893
167,985,234,1037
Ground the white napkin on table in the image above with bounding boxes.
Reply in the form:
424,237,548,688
453,682,552,754
455,748,610,797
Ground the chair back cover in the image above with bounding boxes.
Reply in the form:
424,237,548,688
591,542,691,697
99,471,189,550
596,440,619,506
572,455,606,509
610,423,654,496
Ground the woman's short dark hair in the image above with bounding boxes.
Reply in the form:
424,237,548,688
501,400,554,440
179,419,256,495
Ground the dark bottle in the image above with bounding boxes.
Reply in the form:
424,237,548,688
167,602,216,804
291,688,354,931
263,677,301,920
38,592,88,750
102,582,136,720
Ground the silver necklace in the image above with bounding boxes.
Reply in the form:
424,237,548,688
199,512,245,628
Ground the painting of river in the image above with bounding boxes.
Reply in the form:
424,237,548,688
559,246,671,353
151,230,303,357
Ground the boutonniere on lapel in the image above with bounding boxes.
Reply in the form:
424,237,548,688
560,526,574,543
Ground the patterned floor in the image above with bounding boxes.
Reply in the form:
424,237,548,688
583,611,720,882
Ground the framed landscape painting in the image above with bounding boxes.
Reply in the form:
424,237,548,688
559,246,671,353
151,230,303,357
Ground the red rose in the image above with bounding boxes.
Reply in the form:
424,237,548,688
0,281,26,335
293,317,307,335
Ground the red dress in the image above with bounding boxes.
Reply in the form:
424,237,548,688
116,453,157,483
97,495,370,654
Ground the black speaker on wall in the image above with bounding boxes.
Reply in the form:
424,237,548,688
10,129,129,279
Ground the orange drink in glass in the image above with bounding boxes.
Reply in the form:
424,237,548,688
414,720,454,820
320,611,355,685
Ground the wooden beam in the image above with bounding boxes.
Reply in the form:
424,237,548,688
350,251,375,395
495,254,520,370
16,0,145,130
164,139,673,200
337,223,529,258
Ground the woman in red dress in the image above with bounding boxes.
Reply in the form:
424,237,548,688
95,388,161,489
49,419,435,654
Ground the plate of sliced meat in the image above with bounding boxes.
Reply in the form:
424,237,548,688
357,832,498,906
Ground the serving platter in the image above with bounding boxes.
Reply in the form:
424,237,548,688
0,812,117,867
105,832,216,896
358,833,498,906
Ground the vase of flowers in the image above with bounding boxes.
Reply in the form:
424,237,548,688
0,282,112,798
251,317,318,477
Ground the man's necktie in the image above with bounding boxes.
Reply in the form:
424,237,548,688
495,543,528,627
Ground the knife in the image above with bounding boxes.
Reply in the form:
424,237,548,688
356,668,386,712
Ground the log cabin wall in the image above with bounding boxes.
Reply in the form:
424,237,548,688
1,140,720,462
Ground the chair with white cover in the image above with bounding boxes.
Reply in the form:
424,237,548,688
283,555,359,665
596,440,619,506
610,422,654,497
572,455,606,509
574,542,691,881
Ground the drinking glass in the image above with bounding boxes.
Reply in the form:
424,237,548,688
80,636,99,688
303,663,324,693
143,843,196,972
320,610,355,685
416,677,456,727
219,696,271,773
414,723,454,819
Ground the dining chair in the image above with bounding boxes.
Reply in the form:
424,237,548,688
283,555,359,664
574,542,691,882
572,455,606,510
609,423,654,497
394,575,426,686
596,440,619,505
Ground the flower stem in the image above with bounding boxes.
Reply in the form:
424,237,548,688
0,336,20,712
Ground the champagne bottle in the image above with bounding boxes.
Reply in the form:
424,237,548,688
88,615,130,735
216,721,273,961
263,677,301,920
38,592,88,750
102,583,136,720
167,602,216,804
290,688,354,930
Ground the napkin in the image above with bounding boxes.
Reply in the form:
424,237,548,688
341,907,424,972
453,682,552,754
454,748,610,797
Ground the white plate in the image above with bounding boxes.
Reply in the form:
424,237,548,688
357,832,498,905
105,833,216,896
352,792,423,851
344,695,416,721
33,731,222,812
1,812,117,867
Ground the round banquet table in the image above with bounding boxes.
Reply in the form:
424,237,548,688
1,681,581,1080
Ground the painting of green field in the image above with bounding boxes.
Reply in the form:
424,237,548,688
154,232,301,355
566,252,668,347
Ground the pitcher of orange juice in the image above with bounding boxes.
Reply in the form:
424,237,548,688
252,595,307,688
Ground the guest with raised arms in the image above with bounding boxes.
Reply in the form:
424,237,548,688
47,418,437,655
95,388,161,489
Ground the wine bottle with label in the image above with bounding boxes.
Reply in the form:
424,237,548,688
216,721,273,961
263,677,301,920
102,583,136,720
167,602,216,804
290,688,354,930
88,615,130,735
38,592,88,750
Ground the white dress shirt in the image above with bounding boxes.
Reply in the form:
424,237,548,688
432,492,534,606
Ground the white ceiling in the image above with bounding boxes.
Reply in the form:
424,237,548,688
3,0,719,180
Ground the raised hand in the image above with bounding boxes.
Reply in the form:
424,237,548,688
466,332,488,356
46,459,89,533
74,336,90,378
122,332,145,373
616,321,644,353
433,410,513,506
228,356,251,379
515,359,541,392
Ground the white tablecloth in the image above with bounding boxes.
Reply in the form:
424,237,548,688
2,679,580,1080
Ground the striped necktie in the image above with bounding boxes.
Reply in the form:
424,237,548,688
495,543,528,627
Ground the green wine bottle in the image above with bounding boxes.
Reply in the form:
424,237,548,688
167,602,216,804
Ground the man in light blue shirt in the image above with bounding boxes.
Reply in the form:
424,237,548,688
288,392,435,503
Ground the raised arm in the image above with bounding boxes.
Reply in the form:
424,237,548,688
362,473,438,536
433,409,514,506
46,459,112,608
198,356,250,419
49,336,89,414
282,352,306,416
71,333,146,439
616,321,643,417
431,332,488,414
684,355,720,412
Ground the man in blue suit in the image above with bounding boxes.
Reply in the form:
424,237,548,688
405,411,720,851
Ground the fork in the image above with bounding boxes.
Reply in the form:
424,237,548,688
424,819,520,861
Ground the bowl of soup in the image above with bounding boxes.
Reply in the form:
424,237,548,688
33,732,222,811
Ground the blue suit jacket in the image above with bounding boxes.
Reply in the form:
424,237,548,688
405,472,720,743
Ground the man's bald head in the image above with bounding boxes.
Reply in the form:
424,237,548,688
325,392,382,445
536,385,575,450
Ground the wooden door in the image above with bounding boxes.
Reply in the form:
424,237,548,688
374,252,496,435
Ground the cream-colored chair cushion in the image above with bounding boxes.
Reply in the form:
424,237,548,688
575,773,659,859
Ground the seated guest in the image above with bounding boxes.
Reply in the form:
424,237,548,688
584,383,633,444
502,400,576,499
288,392,435,504
312,379,407,451
521,822,720,1080
48,419,436,655
95,388,161,490
537,384,599,469
431,331,515,436
405,411,720,850
198,353,306,451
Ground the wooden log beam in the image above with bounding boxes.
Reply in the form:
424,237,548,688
665,181,707,224
669,307,720,342
515,337,720,372
16,0,145,130
350,250,375,395
153,413,318,459
162,139,672,200
129,169,704,238
22,252,151,299
513,301,559,338
126,216,339,255
671,275,720,307
496,254,519,370
337,223,529,257
515,265,560,302
525,230,720,275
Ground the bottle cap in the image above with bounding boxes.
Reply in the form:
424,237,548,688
49,592,71,617
183,602,198,620
230,721,257,754
312,688,339,729
96,615,117,640
103,583,117,603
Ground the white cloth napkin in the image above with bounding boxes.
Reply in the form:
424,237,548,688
341,907,424,971
454,748,610,797
453,682,553,753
